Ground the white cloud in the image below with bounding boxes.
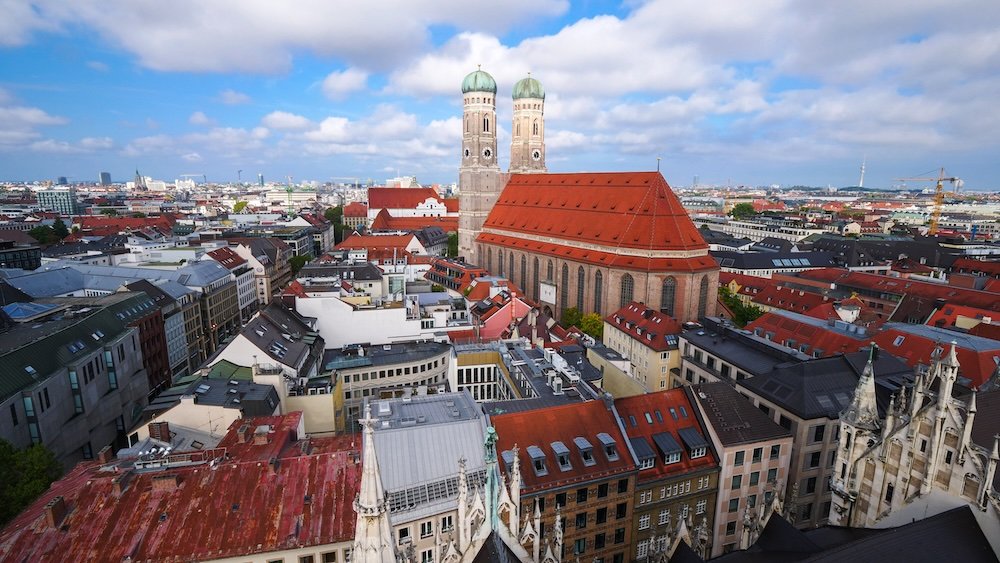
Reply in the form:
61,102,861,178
0,96,68,149
218,89,251,105
182,152,202,162
29,139,83,153
321,68,367,100
79,136,114,150
188,111,214,126
261,110,313,131
86,60,109,72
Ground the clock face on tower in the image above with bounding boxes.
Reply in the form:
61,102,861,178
482,147,493,160
532,149,542,161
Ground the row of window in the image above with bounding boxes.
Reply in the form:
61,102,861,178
733,445,781,466
343,359,442,384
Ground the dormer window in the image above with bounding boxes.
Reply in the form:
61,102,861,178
527,445,548,476
552,441,572,471
652,432,683,465
597,432,620,461
678,427,709,460
574,437,596,467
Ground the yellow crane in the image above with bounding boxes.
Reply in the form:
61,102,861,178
895,168,962,235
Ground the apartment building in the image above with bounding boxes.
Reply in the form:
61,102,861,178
603,302,682,392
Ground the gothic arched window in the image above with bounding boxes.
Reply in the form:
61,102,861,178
497,249,503,276
532,120,538,136
521,256,527,292
561,264,569,316
547,260,554,281
577,267,585,312
533,258,539,300
484,117,490,132
509,254,514,281
698,276,710,319
594,271,603,313
487,248,492,273
516,122,520,136
661,276,677,317
620,274,634,310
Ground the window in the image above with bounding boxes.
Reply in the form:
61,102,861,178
767,468,778,483
594,270,603,312
811,424,826,443
734,451,745,466
640,490,652,504
638,514,650,530
616,502,627,519
420,521,433,538
800,503,813,521
945,450,953,464
617,478,629,494
560,264,569,315
697,276,709,319
696,499,707,515
779,415,792,430
595,533,606,549
596,507,608,524
547,260,554,281
804,477,817,494
575,538,586,555
620,274,634,309
770,445,781,460
576,512,588,529
660,276,676,316
885,482,894,503
750,472,760,486
637,539,650,559
726,521,737,536
321,552,338,563
421,550,433,563
398,527,410,543
614,527,625,544
300,557,315,563
577,266,586,311
533,258,540,300
598,483,609,498
728,498,739,513
577,487,588,503
441,515,454,531
659,509,669,525
556,493,567,508
731,475,742,490
807,451,821,469
752,447,763,463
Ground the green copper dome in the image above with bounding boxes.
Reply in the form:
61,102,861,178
512,75,544,100
461,68,497,94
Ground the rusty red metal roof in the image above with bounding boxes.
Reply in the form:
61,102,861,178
0,413,361,562
604,301,682,352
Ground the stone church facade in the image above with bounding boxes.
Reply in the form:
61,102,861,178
457,69,718,322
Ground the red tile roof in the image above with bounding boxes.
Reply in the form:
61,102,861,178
952,257,1000,278
78,215,176,234
343,201,368,217
206,246,248,270
604,301,682,352
335,233,416,250
745,312,869,357
798,268,1000,311
492,401,636,494
443,199,459,213
872,328,1000,388
465,278,524,302
0,413,361,562
614,389,718,483
481,172,708,253
926,304,999,329
750,285,832,314
367,187,444,210
969,322,1000,342
370,208,458,232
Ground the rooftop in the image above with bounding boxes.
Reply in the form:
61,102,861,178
691,382,792,446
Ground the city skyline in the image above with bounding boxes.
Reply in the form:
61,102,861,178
1,0,999,189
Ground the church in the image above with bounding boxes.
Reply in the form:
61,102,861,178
456,69,718,322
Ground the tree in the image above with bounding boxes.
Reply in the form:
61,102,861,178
100,208,119,217
232,201,248,213
729,202,757,220
718,286,764,327
52,218,69,239
289,254,311,274
579,313,604,340
0,440,63,525
447,232,458,258
324,206,344,243
27,225,57,244
560,306,582,329
131,212,146,218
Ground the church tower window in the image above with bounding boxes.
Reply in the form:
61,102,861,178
620,274,634,309
697,276,709,319
661,277,676,317
594,271,603,313
484,117,490,132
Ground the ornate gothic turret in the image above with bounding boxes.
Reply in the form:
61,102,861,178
842,343,881,432
352,404,397,563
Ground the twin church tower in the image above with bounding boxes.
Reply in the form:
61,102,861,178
457,68,546,262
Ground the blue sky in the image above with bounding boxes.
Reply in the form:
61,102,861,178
1,0,999,190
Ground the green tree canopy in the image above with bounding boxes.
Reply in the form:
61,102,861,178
100,208,119,217
52,218,69,239
27,225,57,244
289,254,311,274
0,440,63,525
232,201,248,213
579,313,604,340
325,206,344,243
729,202,757,220
447,232,458,258
718,286,764,327
560,306,582,329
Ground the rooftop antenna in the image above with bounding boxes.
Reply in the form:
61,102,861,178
656,157,661,172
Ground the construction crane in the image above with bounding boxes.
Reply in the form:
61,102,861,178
895,168,962,235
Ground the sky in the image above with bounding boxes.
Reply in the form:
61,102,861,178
1,0,999,190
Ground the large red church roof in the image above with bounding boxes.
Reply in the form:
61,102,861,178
482,172,708,252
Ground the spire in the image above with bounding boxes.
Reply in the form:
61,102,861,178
352,403,397,563
484,426,501,532
842,343,881,431
936,342,960,409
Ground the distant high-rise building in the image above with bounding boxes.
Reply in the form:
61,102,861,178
37,187,81,216
56,176,68,185
99,171,112,186
258,173,264,187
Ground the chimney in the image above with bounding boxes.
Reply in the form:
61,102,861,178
96,445,114,464
151,473,179,492
112,470,133,495
253,425,271,445
236,424,252,444
44,496,67,528
148,421,171,443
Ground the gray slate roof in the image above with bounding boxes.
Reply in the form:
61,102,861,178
692,382,792,446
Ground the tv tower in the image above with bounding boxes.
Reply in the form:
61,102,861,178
858,156,866,188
